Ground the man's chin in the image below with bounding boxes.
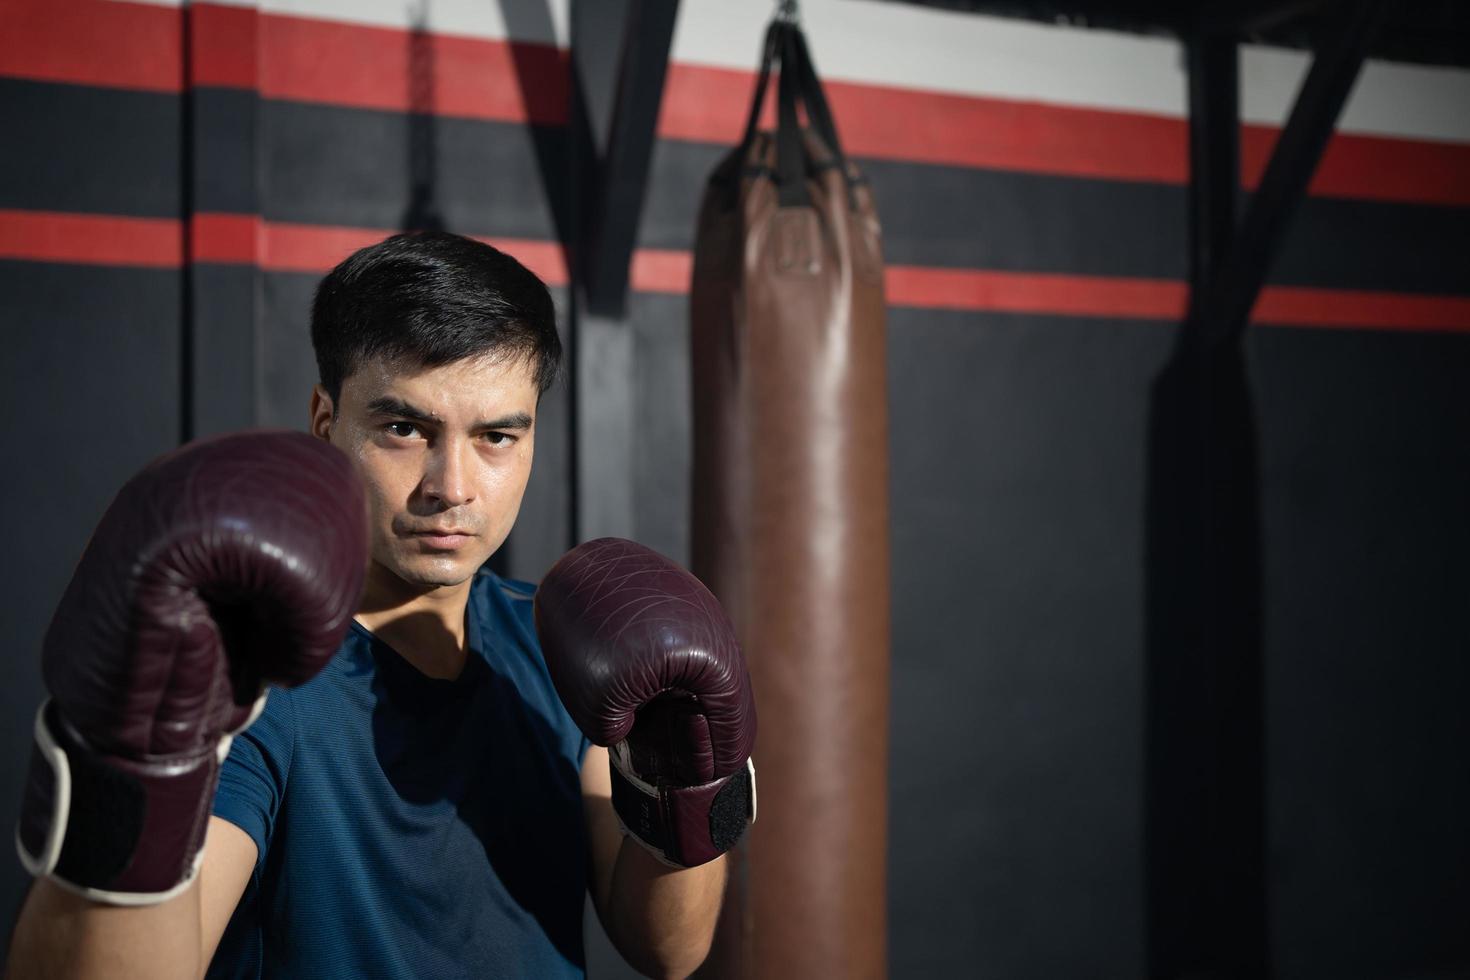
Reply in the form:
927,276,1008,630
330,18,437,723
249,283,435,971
382,553,481,590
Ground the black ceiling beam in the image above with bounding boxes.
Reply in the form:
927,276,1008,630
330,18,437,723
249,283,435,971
881,1,1469,69
1144,7,1386,978
567,0,681,543
1192,0,1388,351
574,0,681,319
1185,29,1239,307
1190,0,1339,34
1146,31,1265,980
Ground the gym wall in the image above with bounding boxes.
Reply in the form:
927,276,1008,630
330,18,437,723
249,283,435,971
2,1,1467,976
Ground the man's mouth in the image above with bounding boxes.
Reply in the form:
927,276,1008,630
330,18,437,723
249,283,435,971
407,528,475,550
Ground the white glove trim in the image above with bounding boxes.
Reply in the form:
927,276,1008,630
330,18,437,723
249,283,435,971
14,699,216,907
14,700,69,881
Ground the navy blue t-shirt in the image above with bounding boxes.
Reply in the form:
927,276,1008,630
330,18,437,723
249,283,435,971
207,570,591,979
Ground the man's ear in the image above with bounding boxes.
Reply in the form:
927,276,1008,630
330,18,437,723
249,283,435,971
308,384,335,441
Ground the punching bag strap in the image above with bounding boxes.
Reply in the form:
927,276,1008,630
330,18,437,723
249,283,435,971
738,22,783,153
775,23,810,208
789,26,859,210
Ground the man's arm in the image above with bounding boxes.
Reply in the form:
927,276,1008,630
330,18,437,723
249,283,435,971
582,746,726,979
7,432,364,979
6,816,257,980
536,539,757,976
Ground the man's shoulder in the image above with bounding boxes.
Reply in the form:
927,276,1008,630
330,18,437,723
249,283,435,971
479,569,537,602
470,566,542,650
472,566,537,612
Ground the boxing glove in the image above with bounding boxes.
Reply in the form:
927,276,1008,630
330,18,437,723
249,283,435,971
535,538,756,868
15,430,367,904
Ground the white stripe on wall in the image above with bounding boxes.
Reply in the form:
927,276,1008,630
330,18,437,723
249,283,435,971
113,0,1470,144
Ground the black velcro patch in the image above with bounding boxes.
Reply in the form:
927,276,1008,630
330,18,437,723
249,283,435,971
709,766,751,854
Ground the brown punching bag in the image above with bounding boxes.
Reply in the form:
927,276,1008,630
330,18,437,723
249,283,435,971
691,19,890,979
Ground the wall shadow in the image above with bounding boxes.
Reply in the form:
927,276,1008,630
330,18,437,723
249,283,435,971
496,0,578,283
401,0,445,232
1143,335,1271,979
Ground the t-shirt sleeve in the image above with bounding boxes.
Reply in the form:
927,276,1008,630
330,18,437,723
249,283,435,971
212,689,296,872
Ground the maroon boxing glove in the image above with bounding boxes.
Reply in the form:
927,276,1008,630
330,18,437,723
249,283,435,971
535,538,756,868
15,430,367,904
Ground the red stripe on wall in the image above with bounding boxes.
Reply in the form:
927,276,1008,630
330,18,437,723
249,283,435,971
191,213,259,263
0,0,568,123
6,210,1466,332
663,62,1197,184
0,0,180,92
885,264,1470,331
193,4,258,89
631,248,695,295
1239,125,1470,207
0,1,256,91
259,12,568,124
0,210,181,267
258,220,570,285
1252,285,1470,332
4,1,1467,206
884,265,1188,319
661,62,1470,206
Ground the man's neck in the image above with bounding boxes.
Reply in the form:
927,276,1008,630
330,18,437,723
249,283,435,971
354,567,473,680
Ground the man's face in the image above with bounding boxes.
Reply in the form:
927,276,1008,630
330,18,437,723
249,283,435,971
310,353,540,594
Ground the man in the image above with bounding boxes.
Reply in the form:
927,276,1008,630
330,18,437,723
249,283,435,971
7,232,752,978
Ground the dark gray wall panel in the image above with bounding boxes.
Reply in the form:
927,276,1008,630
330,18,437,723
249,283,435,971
513,283,573,583
886,308,1168,978
0,260,181,943
860,160,1189,282
879,308,1470,978
628,292,693,566
1251,326,1470,980
0,80,181,216
257,270,319,431
192,88,260,215
261,100,569,241
1275,195,1470,297
191,263,259,436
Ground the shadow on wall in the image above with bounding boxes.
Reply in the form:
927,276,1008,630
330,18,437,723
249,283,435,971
1144,332,1269,978
402,0,446,233
498,0,576,286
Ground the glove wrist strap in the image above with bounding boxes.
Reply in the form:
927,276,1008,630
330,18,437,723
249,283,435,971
15,701,219,906
609,744,756,868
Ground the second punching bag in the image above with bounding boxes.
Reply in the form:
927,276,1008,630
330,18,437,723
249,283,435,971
691,20,890,979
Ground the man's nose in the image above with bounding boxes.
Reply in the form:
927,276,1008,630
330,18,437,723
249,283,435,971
421,437,476,507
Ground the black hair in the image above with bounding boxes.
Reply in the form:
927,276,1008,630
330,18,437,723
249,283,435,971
310,232,561,407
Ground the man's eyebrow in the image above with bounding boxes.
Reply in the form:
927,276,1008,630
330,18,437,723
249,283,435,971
476,411,534,431
365,397,440,424
366,398,532,432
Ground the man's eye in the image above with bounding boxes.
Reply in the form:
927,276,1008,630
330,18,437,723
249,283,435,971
386,421,419,439
483,431,516,447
